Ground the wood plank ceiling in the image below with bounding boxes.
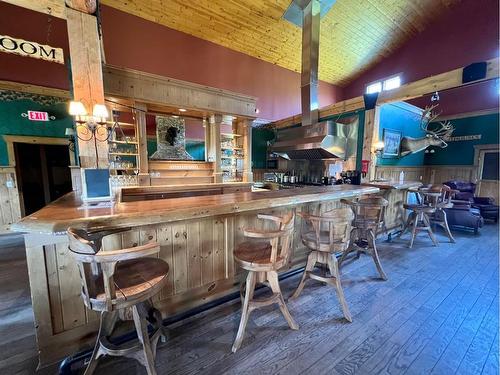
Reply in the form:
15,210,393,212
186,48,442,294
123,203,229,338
101,0,460,86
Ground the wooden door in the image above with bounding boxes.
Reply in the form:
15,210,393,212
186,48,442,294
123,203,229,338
477,147,499,203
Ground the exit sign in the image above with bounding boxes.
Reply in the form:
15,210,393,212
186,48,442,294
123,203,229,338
27,110,49,121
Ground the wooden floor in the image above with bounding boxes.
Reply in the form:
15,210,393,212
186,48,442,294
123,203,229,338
1,224,498,375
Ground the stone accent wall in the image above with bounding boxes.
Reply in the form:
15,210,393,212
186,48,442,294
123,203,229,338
150,116,194,160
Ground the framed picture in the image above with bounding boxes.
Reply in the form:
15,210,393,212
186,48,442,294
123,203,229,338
382,128,402,158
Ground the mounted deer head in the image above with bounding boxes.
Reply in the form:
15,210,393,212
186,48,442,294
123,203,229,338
400,105,454,157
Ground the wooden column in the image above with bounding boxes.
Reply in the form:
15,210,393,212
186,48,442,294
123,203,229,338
211,114,223,183
361,106,381,182
204,117,211,162
241,119,253,182
135,102,150,186
66,7,108,168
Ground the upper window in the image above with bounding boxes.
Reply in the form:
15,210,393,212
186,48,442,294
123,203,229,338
366,81,382,94
366,75,401,94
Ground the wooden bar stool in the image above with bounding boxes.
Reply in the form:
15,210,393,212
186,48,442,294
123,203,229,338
339,197,389,280
232,212,298,352
400,197,439,248
422,185,456,243
67,227,169,375
290,208,353,322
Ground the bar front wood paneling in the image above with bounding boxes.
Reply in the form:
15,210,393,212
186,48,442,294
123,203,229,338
13,185,378,366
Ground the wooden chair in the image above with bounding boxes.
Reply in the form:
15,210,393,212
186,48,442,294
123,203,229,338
290,208,353,322
399,188,439,248
339,197,389,280
422,184,456,243
232,212,298,352
67,227,169,375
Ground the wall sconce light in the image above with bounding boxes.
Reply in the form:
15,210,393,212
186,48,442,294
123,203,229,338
373,141,385,156
68,101,111,142
65,127,76,152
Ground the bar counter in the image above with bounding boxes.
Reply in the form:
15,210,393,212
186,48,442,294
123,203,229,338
12,184,379,366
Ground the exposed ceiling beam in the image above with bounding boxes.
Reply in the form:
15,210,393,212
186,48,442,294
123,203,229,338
2,0,67,19
271,57,500,128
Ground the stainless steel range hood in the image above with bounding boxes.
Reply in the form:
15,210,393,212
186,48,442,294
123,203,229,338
270,0,348,160
270,120,357,160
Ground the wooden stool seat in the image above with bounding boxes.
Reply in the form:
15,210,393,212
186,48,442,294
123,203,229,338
68,227,168,375
291,208,354,322
234,241,286,270
339,197,389,280
400,201,439,248
232,212,298,352
301,230,344,252
91,258,169,310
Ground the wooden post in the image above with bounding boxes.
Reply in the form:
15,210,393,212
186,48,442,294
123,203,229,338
66,7,108,169
211,114,223,183
241,119,253,182
361,106,381,182
135,102,150,186
204,117,211,162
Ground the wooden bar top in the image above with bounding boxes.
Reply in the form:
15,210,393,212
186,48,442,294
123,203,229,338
362,180,422,190
12,185,379,234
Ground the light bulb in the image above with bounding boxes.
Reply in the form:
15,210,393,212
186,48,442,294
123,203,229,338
68,101,87,116
374,141,385,150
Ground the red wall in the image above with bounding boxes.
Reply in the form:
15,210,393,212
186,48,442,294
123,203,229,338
342,0,499,115
0,2,71,90
99,5,342,121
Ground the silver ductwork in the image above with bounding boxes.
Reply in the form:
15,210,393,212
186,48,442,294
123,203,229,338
298,0,320,126
270,119,358,160
270,0,354,160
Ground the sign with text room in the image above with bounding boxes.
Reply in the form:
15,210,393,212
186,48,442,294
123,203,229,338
0,35,64,64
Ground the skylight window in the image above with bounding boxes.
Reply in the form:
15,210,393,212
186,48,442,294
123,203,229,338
383,76,401,91
366,82,382,94
366,75,402,94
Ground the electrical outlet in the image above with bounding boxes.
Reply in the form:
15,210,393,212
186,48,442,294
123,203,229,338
6,180,14,188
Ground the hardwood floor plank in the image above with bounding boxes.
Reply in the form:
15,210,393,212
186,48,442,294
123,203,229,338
405,267,499,375
310,240,497,375
431,247,499,373
269,231,494,375
456,293,499,374
481,331,499,375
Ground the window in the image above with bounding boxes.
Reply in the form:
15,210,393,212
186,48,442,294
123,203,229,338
383,75,401,91
366,74,402,94
366,81,382,94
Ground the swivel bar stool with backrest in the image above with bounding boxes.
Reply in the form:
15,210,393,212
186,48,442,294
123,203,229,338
232,212,298,352
422,184,456,243
67,226,169,375
400,187,439,248
290,207,354,322
339,197,389,280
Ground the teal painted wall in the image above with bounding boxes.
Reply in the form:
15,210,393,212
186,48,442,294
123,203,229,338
0,96,74,166
252,128,275,169
424,112,499,165
186,140,205,161
377,102,426,167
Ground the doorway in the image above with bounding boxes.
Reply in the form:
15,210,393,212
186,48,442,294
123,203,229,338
477,146,499,203
14,143,73,216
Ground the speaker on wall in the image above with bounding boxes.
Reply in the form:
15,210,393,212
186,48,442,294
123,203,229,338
462,62,487,83
363,92,379,110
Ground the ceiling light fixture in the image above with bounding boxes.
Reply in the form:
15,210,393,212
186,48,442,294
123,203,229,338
179,108,187,112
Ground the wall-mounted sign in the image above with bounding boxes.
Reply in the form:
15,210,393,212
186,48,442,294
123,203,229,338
446,134,482,142
0,35,64,64
21,111,55,121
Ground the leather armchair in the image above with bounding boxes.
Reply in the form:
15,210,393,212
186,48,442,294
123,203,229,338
444,203,484,234
444,180,498,225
